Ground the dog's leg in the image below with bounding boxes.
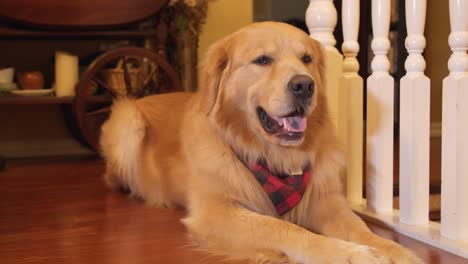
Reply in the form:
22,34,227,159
182,199,389,264
305,192,423,264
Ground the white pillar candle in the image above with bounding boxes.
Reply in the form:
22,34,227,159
55,51,79,97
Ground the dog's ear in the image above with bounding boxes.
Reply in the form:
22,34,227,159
198,36,232,115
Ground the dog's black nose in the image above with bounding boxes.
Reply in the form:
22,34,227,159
288,75,314,99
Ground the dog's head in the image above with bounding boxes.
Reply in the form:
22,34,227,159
198,22,330,163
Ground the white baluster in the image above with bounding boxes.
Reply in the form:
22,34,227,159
306,0,343,134
366,0,394,213
306,0,337,47
399,0,430,226
340,0,363,205
441,0,468,241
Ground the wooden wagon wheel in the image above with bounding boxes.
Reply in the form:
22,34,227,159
73,47,181,151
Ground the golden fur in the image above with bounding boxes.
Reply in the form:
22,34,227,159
100,22,422,263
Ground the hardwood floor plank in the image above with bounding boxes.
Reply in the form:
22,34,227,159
0,159,466,263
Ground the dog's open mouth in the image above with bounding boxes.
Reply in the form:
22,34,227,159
257,107,306,141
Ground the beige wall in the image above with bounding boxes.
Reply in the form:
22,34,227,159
426,1,451,124
197,0,253,83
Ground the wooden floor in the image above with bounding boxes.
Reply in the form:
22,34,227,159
0,159,467,264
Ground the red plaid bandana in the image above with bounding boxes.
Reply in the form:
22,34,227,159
244,159,311,215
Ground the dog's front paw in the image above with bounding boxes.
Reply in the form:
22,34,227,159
306,239,390,264
334,241,390,264
376,242,423,264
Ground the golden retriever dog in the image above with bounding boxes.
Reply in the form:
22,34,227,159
100,22,422,263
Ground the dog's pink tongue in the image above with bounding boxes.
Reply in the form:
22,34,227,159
273,116,307,132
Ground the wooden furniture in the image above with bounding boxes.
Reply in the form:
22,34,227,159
0,0,167,28
0,0,181,151
0,0,174,57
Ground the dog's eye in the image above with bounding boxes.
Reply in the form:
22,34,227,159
302,54,312,64
252,55,273,66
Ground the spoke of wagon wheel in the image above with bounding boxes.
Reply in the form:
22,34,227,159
91,77,117,98
86,107,110,117
141,65,158,92
121,56,133,94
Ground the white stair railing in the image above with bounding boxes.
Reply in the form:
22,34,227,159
399,0,430,226
366,0,394,213
441,0,468,242
340,0,363,205
308,0,468,258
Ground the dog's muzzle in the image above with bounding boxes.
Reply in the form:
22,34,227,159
256,75,315,142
